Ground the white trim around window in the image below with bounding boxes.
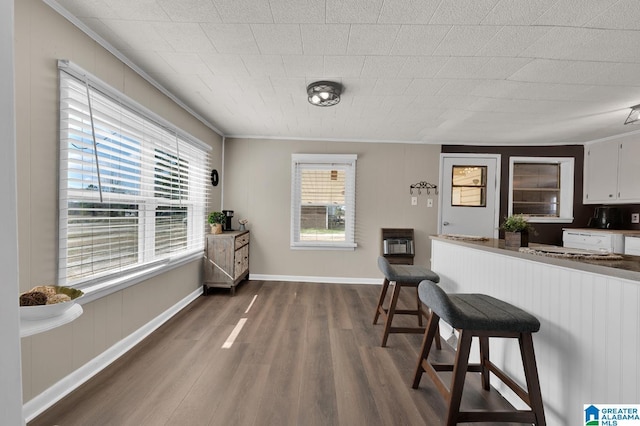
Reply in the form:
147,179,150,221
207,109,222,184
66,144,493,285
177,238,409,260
508,156,574,224
291,154,357,250
58,60,211,290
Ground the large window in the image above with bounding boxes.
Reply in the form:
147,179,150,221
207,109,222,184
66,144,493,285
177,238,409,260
508,157,574,223
58,61,210,287
291,154,357,249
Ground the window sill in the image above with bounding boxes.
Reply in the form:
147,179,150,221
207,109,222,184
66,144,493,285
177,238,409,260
290,243,357,251
75,251,203,305
526,217,574,224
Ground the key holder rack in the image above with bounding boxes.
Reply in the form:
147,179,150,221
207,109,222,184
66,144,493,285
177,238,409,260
409,181,438,195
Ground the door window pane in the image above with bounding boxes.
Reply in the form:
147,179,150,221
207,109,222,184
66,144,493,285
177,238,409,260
451,166,487,207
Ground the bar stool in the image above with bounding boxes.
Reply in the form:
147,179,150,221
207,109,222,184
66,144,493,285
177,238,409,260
373,256,441,347
412,280,546,426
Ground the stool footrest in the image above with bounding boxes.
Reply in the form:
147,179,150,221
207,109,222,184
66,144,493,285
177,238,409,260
393,309,423,315
486,360,531,406
457,410,537,423
431,363,483,373
388,326,425,334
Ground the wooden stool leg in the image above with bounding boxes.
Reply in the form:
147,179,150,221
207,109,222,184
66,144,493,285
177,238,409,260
479,335,490,391
419,300,442,350
446,331,473,426
520,333,546,426
415,287,423,327
381,282,401,347
373,278,390,325
412,312,440,388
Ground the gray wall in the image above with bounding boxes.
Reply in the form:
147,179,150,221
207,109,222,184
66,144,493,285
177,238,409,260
223,138,441,280
16,0,222,406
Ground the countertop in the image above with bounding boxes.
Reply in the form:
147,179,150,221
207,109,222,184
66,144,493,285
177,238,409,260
431,235,640,282
563,228,640,236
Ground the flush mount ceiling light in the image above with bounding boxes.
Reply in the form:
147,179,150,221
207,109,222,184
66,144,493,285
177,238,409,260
624,104,640,124
307,81,342,107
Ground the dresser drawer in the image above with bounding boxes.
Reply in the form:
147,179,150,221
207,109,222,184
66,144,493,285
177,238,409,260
235,232,250,249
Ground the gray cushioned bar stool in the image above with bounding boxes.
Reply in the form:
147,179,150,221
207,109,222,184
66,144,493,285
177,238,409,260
373,256,441,347
412,280,546,426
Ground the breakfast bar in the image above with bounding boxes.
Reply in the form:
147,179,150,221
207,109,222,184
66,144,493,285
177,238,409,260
429,235,640,426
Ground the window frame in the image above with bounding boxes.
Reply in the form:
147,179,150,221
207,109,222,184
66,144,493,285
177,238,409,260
508,156,574,224
58,60,211,291
290,154,357,250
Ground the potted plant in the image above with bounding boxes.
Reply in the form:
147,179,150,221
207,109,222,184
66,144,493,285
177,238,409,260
208,211,226,234
501,214,535,248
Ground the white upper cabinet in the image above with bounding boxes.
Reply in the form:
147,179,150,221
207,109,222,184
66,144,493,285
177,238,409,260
584,135,640,204
617,139,640,201
584,139,620,203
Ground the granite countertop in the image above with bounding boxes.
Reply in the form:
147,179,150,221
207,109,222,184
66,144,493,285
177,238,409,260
432,235,640,282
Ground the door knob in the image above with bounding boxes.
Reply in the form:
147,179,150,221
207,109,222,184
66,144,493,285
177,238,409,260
443,221,450,226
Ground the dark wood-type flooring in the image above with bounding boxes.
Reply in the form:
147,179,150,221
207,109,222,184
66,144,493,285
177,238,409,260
29,280,522,426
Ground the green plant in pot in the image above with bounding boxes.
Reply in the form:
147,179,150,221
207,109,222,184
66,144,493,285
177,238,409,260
501,214,535,249
208,211,226,234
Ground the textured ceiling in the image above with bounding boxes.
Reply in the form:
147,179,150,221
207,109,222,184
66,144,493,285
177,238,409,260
51,0,640,145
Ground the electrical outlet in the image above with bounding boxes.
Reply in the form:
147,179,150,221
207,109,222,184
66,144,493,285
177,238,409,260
427,198,433,208
632,213,639,224
411,196,418,206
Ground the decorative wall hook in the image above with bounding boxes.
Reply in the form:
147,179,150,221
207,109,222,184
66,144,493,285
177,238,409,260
410,181,438,195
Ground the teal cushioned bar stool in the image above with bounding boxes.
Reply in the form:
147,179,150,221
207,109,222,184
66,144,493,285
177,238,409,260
412,280,546,426
373,256,441,347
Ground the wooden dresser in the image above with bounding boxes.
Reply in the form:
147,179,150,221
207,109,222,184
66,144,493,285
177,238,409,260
203,230,249,295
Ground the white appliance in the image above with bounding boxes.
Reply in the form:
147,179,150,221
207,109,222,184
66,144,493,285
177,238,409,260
625,236,640,255
562,229,625,254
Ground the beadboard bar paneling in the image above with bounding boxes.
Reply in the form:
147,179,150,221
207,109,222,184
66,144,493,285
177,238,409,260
431,238,640,426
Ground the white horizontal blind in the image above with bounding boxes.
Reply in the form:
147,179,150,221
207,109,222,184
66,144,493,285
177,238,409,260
291,154,357,249
512,162,560,217
59,65,209,286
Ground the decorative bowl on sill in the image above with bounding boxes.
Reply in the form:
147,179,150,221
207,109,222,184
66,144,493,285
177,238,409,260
19,286,84,321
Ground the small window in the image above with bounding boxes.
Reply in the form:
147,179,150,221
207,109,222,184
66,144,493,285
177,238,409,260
508,157,574,223
291,154,357,250
451,166,487,207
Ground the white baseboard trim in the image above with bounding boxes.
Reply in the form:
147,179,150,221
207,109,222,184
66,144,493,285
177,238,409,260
249,274,381,285
22,287,203,423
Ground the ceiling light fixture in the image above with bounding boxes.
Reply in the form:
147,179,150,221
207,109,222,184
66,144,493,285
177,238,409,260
624,104,640,124
307,81,342,107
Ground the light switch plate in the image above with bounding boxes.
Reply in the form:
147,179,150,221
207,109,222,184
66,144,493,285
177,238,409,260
632,213,639,224
411,196,418,206
427,198,433,208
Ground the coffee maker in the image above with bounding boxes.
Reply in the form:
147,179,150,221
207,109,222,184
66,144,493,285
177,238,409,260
588,206,622,229
222,210,234,231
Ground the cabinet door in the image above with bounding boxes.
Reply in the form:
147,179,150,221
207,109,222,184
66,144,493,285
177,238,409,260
584,140,619,203
617,140,640,201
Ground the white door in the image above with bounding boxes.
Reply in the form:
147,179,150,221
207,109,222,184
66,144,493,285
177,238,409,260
438,154,500,238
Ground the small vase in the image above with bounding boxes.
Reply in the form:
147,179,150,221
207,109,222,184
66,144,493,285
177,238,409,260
210,223,223,234
505,231,528,249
